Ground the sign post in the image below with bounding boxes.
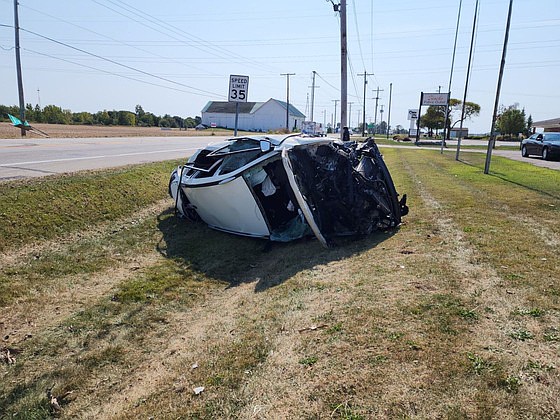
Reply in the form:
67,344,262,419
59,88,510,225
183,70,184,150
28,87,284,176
415,92,450,144
408,109,419,138
228,75,249,136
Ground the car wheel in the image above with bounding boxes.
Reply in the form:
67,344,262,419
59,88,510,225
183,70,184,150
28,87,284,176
521,145,528,157
542,147,550,161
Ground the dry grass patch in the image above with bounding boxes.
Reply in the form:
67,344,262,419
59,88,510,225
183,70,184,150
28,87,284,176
1,150,559,419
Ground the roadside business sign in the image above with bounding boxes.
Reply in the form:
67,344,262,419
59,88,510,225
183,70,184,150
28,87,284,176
228,75,249,103
407,109,419,120
421,92,449,106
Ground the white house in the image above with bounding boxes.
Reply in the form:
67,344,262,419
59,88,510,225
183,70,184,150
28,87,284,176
201,98,305,132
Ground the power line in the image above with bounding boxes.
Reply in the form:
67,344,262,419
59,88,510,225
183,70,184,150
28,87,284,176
23,47,209,96
20,27,223,97
92,0,279,73
350,0,366,72
18,3,217,76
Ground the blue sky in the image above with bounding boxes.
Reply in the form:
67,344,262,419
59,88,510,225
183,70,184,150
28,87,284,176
1,0,559,133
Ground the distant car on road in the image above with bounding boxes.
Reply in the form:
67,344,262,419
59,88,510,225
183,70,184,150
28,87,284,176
521,132,560,161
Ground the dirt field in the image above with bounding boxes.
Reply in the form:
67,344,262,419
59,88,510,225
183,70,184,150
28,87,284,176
0,123,237,139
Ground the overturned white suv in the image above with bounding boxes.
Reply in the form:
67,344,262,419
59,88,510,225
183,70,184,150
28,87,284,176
169,134,408,248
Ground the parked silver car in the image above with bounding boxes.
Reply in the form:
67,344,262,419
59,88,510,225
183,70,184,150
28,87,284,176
169,134,408,247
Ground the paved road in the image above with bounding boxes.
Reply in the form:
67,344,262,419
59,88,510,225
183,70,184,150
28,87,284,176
0,136,228,181
489,149,560,170
1,136,558,182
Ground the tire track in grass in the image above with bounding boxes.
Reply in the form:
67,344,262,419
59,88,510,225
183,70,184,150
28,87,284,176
401,153,560,417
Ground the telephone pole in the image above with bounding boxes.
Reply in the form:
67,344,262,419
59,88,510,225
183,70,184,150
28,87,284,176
14,0,26,136
348,102,354,129
339,0,348,139
358,71,373,136
332,99,339,132
373,86,384,129
379,105,384,135
387,83,393,139
309,71,320,122
280,73,295,131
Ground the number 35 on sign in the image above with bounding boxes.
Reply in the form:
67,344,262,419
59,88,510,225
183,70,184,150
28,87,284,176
229,75,249,102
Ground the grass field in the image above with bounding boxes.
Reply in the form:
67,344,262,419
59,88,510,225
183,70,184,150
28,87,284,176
1,149,559,419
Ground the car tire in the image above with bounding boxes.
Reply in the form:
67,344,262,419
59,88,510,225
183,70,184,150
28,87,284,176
521,145,528,157
542,147,550,161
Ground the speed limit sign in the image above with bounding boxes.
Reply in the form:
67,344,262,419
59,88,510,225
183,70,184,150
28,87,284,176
229,75,249,102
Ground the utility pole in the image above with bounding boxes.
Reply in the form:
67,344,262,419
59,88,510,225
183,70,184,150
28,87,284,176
327,0,348,139
485,0,513,174
14,0,26,136
348,102,353,129
379,105,384,135
281,73,295,131
358,71,373,136
387,83,393,139
339,0,348,140
309,71,319,122
332,99,339,133
373,86,384,129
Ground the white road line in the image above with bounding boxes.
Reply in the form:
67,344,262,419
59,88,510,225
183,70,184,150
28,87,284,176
0,147,199,167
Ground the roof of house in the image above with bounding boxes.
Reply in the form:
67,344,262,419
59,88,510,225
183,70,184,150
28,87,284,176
533,118,560,128
202,98,305,118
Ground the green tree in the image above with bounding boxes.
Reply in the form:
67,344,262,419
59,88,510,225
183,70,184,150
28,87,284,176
420,106,445,137
377,121,387,135
496,104,526,138
526,114,533,137
34,104,43,123
117,111,136,126
72,112,94,125
25,103,35,122
446,98,481,138
42,105,70,124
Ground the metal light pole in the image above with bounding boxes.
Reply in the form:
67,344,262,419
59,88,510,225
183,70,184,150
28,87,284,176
455,0,479,161
442,0,462,153
485,0,514,174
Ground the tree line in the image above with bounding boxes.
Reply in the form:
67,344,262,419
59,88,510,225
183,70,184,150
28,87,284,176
0,103,201,129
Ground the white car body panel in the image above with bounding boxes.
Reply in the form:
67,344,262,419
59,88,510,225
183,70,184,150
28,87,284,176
185,176,269,237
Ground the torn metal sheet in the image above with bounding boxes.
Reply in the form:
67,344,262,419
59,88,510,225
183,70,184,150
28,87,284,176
169,134,408,247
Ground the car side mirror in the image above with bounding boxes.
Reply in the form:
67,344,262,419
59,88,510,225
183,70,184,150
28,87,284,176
260,140,272,153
